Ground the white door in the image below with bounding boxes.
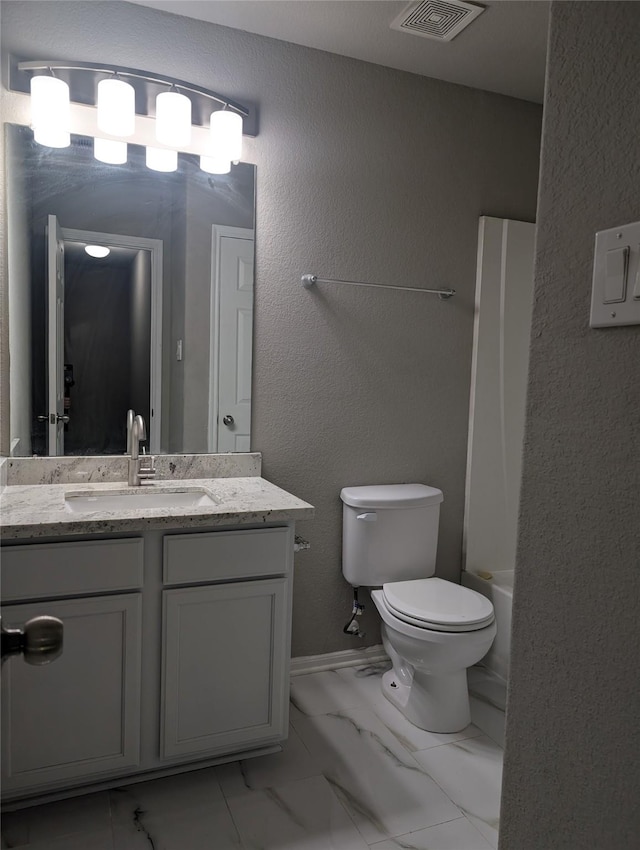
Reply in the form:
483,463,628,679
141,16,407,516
212,229,254,452
47,214,65,455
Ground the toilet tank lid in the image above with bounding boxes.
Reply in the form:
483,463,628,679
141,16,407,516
340,484,443,509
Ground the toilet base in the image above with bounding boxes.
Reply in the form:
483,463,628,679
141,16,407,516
381,667,471,733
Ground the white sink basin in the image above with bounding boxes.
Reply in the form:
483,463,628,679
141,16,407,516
65,488,216,513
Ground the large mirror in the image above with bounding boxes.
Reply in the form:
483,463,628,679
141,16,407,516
6,124,255,457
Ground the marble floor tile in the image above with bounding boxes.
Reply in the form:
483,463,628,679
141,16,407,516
110,766,225,815
9,828,114,850
1,809,30,848
25,791,112,843
216,725,322,798
468,668,507,748
109,768,241,849
467,668,507,712
290,669,371,717
469,695,505,749
369,816,495,849
110,768,241,850
111,802,242,850
413,736,503,849
294,708,461,843
226,774,369,850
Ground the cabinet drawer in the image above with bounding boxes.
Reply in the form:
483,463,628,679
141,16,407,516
163,527,290,585
1,539,144,602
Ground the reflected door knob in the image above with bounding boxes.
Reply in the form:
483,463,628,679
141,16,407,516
36,414,70,424
222,415,234,426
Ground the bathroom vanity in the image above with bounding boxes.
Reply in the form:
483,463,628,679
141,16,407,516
0,454,313,805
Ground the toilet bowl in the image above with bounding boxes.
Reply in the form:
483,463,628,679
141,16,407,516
372,579,495,732
341,483,496,734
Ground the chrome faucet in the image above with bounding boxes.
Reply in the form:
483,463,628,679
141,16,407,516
127,412,156,486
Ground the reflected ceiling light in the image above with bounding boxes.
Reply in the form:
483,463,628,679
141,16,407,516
199,153,231,175
97,77,135,137
156,90,191,147
146,146,178,172
210,109,243,162
94,137,127,164
85,245,111,258
30,75,70,148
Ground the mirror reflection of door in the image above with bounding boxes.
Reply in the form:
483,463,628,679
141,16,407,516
210,226,254,452
45,223,162,456
46,215,66,455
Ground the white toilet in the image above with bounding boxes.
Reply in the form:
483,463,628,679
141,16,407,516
341,483,496,733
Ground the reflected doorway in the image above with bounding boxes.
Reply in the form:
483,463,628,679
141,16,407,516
45,219,162,455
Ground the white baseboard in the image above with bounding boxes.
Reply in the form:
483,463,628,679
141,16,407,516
290,644,388,677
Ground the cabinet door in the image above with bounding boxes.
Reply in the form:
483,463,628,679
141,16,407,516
161,578,289,759
1,594,142,795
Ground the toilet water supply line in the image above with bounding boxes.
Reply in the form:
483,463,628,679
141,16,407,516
343,588,366,638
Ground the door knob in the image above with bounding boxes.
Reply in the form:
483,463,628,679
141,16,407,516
222,415,234,426
1,616,64,666
36,414,70,424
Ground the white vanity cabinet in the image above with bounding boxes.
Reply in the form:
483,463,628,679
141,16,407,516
1,539,144,795
161,527,291,759
0,523,295,803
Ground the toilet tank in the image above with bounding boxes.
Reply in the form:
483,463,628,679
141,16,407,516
340,484,443,587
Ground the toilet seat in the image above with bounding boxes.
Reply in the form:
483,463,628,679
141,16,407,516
382,577,494,633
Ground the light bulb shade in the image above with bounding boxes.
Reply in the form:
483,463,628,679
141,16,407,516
199,154,231,175
156,91,192,147
85,245,111,258
94,138,127,164
145,146,178,172
210,110,243,162
97,78,135,137
30,76,70,148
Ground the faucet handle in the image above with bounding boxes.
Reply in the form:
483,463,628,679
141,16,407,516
138,455,156,485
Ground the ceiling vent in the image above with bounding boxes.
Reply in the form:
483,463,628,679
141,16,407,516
390,0,485,42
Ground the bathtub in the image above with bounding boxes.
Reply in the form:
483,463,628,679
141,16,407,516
461,569,513,682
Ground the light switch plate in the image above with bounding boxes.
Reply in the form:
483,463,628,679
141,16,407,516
590,221,640,327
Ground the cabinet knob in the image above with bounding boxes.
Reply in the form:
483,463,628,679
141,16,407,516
1,616,64,666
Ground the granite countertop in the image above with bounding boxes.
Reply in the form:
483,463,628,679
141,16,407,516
0,476,314,540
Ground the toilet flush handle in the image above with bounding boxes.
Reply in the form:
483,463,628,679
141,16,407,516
356,512,377,522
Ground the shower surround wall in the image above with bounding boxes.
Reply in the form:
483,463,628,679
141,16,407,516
501,3,640,848
0,0,541,656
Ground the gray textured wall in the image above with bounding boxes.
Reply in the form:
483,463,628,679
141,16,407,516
0,1,541,655
501,3,640,848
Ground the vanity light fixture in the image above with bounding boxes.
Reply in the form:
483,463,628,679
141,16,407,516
97,77,135,137
29,75,70,148
94,137,128,165
156,89,192,147
16,60,252,173
199,153,231,175
145,146,178,173
84,245,111,258
210,109,243,163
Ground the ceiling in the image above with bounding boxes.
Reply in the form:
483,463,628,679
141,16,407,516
128,0,549,103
